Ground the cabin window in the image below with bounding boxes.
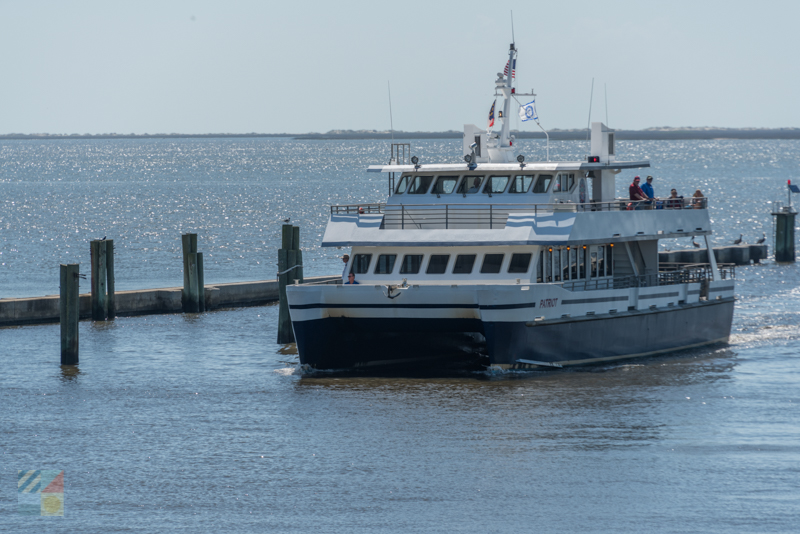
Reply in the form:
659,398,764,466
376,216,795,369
597,246,605,277
508,175,533,193
431,176,458,195
426,254,450,274
453,254,476,274
399,254,423,274
480,254,504,274
579,247,587,279
457,175,485,194
532,174,552,193
607,245,614,276
508,253,532,273
569,248,578,280
351,254,372,274
555,173,575,193
407,175,433,194
394,175,411,195
536,251,544,283
483,175,510,195
545,249,553,281
591,249,598,278
374,254,397,274
553,248,561,281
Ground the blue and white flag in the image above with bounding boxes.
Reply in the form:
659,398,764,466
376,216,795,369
519,100,537,122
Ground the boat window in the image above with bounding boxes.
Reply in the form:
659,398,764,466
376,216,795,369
453,254,476,274
394,175,411,195
508,175,533,194
350,254,372,274
536,251,543,283
597,246,605,277
532,174,552,193
554,173,575,193
480,254,504,274
591,248,598,278
561,248,569,281
457,175,484,195
407,175,433,194
553,248,561,281
545,249,553,281
374,254,397,274
579,246,587,279
399,254,423,274
483,175,510,195
569,247,578,280
426,254,450,274
431,176,459,195
508,253,532,273
607,245,614,276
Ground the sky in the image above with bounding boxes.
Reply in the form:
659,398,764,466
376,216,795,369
1,0,799,135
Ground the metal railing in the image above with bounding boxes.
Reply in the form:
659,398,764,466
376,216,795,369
561,263,734,292
330,198,708,230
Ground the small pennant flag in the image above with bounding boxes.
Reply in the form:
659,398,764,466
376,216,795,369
503,59,516,79
519,100,537,122
488,100,496,130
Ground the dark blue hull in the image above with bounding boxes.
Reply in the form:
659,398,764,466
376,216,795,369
292,299,734,369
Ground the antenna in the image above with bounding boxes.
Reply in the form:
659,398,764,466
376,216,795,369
586,78,595,143
511,10,515,44
388,81,394,143
604,83,609,126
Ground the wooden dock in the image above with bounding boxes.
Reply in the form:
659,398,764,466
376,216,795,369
0,276,338,328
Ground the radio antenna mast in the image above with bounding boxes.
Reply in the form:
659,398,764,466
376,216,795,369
605,83,609,126
586,77,595,144
511,11,515,44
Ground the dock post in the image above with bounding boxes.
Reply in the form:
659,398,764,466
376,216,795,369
277,223,296,344
90,239,108,320
186,252,200,313
106,239,116,319
60,264,80,365
292,225,303,283
197,252,206,312
773,210,796,262
182,233,198,312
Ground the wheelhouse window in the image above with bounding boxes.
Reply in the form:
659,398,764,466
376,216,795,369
457,175,484,194
431,176,459,195
374,254,397,274
554,173,575,193
426,255,450,274
508,175,533,193
351,254,372,274
394,175,411,195
453,254,476,274
480,254,504,274
508,253,532,273
407,175,433,194
399,254,423,274
483,175,510,195
532,174,553,193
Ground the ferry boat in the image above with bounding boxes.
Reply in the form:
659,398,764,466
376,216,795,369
286,43,735,370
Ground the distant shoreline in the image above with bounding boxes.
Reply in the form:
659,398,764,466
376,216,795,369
1,128,799,141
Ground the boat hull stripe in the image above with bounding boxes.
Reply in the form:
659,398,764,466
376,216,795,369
561,296,629,305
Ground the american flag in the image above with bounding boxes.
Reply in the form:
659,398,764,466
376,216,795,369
503,59,516,79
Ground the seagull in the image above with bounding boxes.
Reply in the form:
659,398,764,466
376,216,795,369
283,218,290,223
691,236,700,248
756,232,766,244
733,234,743,245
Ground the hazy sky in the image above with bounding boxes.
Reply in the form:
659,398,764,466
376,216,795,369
1,0,798,134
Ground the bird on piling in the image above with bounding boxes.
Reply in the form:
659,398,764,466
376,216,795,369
691,236,700,248
733,234,743,245
756,232,766,244
283,218,290,223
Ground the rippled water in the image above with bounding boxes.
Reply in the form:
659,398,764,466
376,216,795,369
2,138,800,532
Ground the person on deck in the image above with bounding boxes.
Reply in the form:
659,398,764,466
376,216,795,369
692,189,705,209
629,176,648,209
641,176,655,200
345,272,359,285
666,189,684,209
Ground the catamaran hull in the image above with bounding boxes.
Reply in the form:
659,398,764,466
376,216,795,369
483,298,735,368
290,298,734,370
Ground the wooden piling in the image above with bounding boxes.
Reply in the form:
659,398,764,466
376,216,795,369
774,211,796,262
277,247,294,343
182,233,198,312
90,240,107,320
292,226,303,283
60,264,80,365
197,252,206,312
106,239,116,319
186,252,200,313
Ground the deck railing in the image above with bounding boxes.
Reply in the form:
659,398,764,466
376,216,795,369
330,198,708,229
561,263,734,292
